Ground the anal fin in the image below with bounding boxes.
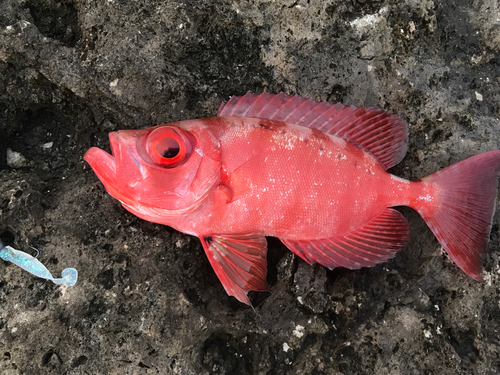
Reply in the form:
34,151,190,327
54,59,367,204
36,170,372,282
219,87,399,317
200,233,268,305
281,208,410,270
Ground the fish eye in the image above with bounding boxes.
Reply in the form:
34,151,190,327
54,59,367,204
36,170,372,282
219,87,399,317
144,126,194,168
156,137,180,158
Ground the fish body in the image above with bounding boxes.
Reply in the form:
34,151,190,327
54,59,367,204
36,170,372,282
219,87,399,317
85,93,500,305
117,116,425,238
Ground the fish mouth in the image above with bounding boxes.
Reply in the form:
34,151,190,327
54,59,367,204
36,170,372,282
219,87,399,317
84,133,118,184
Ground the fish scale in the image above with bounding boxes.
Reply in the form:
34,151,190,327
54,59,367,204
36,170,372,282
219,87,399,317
212,117,413,238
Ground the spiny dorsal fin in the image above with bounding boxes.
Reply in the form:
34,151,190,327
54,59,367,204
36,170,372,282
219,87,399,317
218,92,408,170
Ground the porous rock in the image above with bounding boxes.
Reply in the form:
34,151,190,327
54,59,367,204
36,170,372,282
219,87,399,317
1,0,500,373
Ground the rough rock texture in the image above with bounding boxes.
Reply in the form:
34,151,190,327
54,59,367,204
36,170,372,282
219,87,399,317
1,0,500,374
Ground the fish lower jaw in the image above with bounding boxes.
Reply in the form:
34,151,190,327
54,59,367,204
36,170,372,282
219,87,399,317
119,197,205,224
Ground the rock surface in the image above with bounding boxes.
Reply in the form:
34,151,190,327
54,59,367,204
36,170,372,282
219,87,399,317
1,0,500,374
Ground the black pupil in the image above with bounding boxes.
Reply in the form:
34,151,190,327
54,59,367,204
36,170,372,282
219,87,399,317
156,137,180,158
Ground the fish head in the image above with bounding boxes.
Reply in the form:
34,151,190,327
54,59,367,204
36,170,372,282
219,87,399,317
84,120,221,219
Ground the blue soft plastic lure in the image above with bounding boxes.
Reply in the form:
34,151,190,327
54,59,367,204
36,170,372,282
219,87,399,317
0,241,77,286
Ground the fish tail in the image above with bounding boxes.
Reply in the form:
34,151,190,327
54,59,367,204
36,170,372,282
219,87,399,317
414,150,500,280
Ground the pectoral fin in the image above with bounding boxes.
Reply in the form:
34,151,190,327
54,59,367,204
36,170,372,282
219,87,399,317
200,233,268,305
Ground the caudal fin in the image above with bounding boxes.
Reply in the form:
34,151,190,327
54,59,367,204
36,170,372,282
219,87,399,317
416,151,500,280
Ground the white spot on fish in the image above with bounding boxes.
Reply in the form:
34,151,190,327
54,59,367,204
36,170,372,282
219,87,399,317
390,175,410,184
419,194,432,202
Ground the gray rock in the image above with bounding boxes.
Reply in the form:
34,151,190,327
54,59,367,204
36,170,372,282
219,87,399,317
6,148,32,168
1,0,499,373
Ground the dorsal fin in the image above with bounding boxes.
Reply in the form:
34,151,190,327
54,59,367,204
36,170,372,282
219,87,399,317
218,92,408,170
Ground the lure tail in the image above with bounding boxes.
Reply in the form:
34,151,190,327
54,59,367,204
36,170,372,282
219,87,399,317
414,151,500,280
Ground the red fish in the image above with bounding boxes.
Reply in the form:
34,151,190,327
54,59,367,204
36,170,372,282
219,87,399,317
84,92,500,305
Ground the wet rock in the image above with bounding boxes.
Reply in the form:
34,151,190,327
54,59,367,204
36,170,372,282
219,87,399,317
293,262,329,313
1,0,500,374
6,149,32,168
